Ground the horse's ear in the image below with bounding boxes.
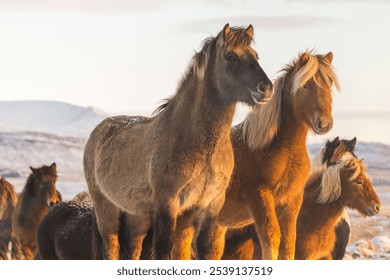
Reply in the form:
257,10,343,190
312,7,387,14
333,136,340,147
217,23,231,46
245,24,254,38
50,162,57,172
348,137,357,150
300,52,310,67
324,52,333,63
0,176,5,184
30,166,38,176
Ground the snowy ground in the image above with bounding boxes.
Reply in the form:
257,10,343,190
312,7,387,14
343,187,390,260
1,101,389,260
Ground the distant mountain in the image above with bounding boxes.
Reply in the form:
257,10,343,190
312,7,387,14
0,101,107,138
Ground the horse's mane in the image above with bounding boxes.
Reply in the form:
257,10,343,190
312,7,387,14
242,50,340,150
317,155,364,204
152,26,253,117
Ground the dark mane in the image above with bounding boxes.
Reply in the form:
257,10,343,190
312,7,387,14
152,26,253,117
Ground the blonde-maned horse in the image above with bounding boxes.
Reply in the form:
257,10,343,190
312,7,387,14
83,24,272,260
197,51,339,260
222,137,379,260
295,138,381,259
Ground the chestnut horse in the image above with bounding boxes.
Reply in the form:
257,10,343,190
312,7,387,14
222,137,363,260
197,51,340,260
295,138,381,259
12,163,61,259
0,177,20,259
83,24,272,260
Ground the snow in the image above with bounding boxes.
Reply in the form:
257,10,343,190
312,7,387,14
0,100,389,260
0,100,107,138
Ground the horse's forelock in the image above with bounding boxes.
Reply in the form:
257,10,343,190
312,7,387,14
290,51,340,95
317,153,356,204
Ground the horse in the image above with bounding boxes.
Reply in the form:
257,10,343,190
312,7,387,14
0,177,20,260
221,137,381,260
83,24,272,260
11,163,61,259
37,191,154,260
196,50,340,260
295,137,381,259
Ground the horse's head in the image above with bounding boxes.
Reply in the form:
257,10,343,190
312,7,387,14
194,24,272,106
288,51,340,134
323,136,357,166
29,163,60,208
339,158,381,217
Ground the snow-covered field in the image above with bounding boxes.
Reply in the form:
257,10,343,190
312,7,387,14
0,101,389,260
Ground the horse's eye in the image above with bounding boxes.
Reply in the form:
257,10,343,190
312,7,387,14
356,180,363,185
303,84,309,89
225,52,237,62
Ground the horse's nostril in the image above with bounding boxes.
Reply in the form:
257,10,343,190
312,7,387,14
49,202,55,207
257,82,266,93
375,204,381,213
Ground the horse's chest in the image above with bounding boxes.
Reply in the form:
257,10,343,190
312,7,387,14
178,156,233,212
273,154,310,202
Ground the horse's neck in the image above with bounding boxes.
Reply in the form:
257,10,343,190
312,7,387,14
21,181,45,212
276,91,309,148
164,81,236,141
300,184,344,233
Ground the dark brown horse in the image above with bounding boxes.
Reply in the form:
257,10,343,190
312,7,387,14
11,163,61,259
83,24,272,259
197,51,340,259
0,177,20,259
37,192,153,260
221,137,381,260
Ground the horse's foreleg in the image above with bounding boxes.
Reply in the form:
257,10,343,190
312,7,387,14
196,217,227,260
90,194,121,260
196,196,227,260
153,199,178,260
247,187,280,260
171,210,197,260
277,193,303,260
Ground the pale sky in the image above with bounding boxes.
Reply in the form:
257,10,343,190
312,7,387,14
0,0,389,116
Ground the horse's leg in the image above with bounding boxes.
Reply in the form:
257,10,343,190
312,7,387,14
196,196,227,260
277,193,303,260
121,213,151,260
153,198,179,260
222,236,255,260
171,209,198,260
89,189,121,260
246,187,280,260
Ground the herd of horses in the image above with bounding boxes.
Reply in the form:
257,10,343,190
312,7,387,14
0,24,382,260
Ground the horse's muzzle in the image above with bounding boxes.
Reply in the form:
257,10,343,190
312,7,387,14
313,118,333,135
251,82,273,105
366,203,381,216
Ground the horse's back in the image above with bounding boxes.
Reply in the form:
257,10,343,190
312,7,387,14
37,201,93,260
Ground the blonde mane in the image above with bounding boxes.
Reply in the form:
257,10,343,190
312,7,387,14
317,155,364,204
242,50,340,150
